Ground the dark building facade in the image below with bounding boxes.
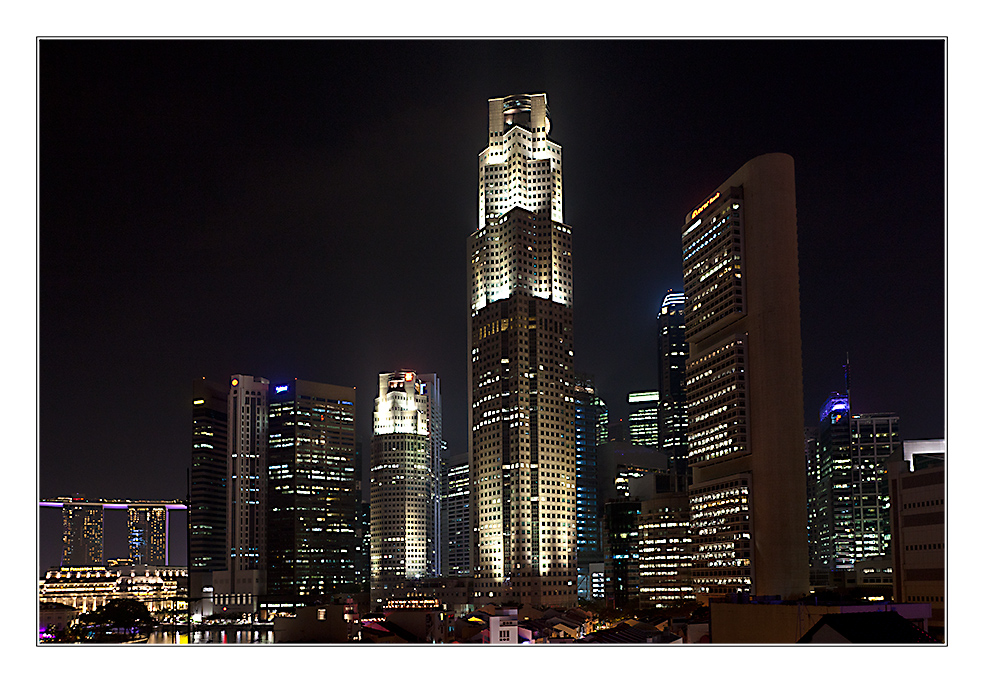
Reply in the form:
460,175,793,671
441,451,471,577
266,379,359,609
573,374,607,599
190,378,228,597
656,290,689,492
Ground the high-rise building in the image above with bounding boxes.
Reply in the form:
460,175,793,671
468,93,576,607
62,502,104,566
190,378,228,596
573,374,607,599
212,374,269,614
888,439,945,641
638,493,694,608
370,371,440,601
627,391,660,448
127,505,168,565
682,153,808,602
810,388,900,574
417,372,444,577
266,379,358,609
442,451,471,577
811,392,853,572
603,499,640,609
657,290,689,492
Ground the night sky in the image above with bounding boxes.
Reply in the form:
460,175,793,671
37,39,945,571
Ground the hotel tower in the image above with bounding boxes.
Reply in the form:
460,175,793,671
682,153,809,602
468,93,576,607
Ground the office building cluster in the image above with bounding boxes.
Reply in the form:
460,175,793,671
43,92,942,643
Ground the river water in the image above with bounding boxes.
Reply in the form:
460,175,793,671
146,627,274,644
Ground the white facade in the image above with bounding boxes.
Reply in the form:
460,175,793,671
370,371,438,592
213,374,268,612
471,93,573,312
467,93,577,607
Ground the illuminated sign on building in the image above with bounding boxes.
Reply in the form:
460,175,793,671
275,385,289,393
689,191,721,221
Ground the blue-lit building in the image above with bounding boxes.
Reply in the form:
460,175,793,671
573,374,607,600
809,386,899,577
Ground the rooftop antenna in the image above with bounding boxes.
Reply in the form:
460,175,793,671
843,352,851,412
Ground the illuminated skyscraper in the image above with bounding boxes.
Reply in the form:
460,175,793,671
811,389,899,575
212,374,268,614
627,391,660,448
266,379,358,609
682,153,808,602
62,502,104,566
574,374,606,599
442,451,471,577
468,93,576,606
370,371,440,602
128,505,168,565
190,377,228,598
657,290,689,492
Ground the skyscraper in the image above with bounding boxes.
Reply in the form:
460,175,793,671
573,374,606,599
468,93,577,607
370,371,440,601
417,372,444,577
212,374,269,614
657,290,689,492
266,378,358,609
626,391,660,448
190,378,228,597
441,451,471,577
127,505,168,565
682,153,808,602
810,388,900,575
62,502,104,566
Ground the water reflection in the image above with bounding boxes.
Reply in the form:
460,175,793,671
142,628,274,644
190,628,274,644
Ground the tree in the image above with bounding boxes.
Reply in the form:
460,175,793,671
77,598,156,641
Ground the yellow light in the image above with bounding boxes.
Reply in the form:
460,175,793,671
193,399,204,405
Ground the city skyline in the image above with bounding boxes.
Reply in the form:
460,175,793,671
38,39,945,572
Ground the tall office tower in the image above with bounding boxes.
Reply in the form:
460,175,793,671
627,391,660,448
812,393,853,572
468,93,576,607
128,506,168,565
682,153,808,602
573,375,607,599
354,500,371,590
62,502,104,566
804,427,821,581
638,493,694,608
190,378,228,596
417,373,444,577
212,374,268,614
266,378,358,609
442,451,471,576
888,440,946,641
603,499,641,609
371,371,439,599
657,290,689,492
849,412,899,561
811,389,900,573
